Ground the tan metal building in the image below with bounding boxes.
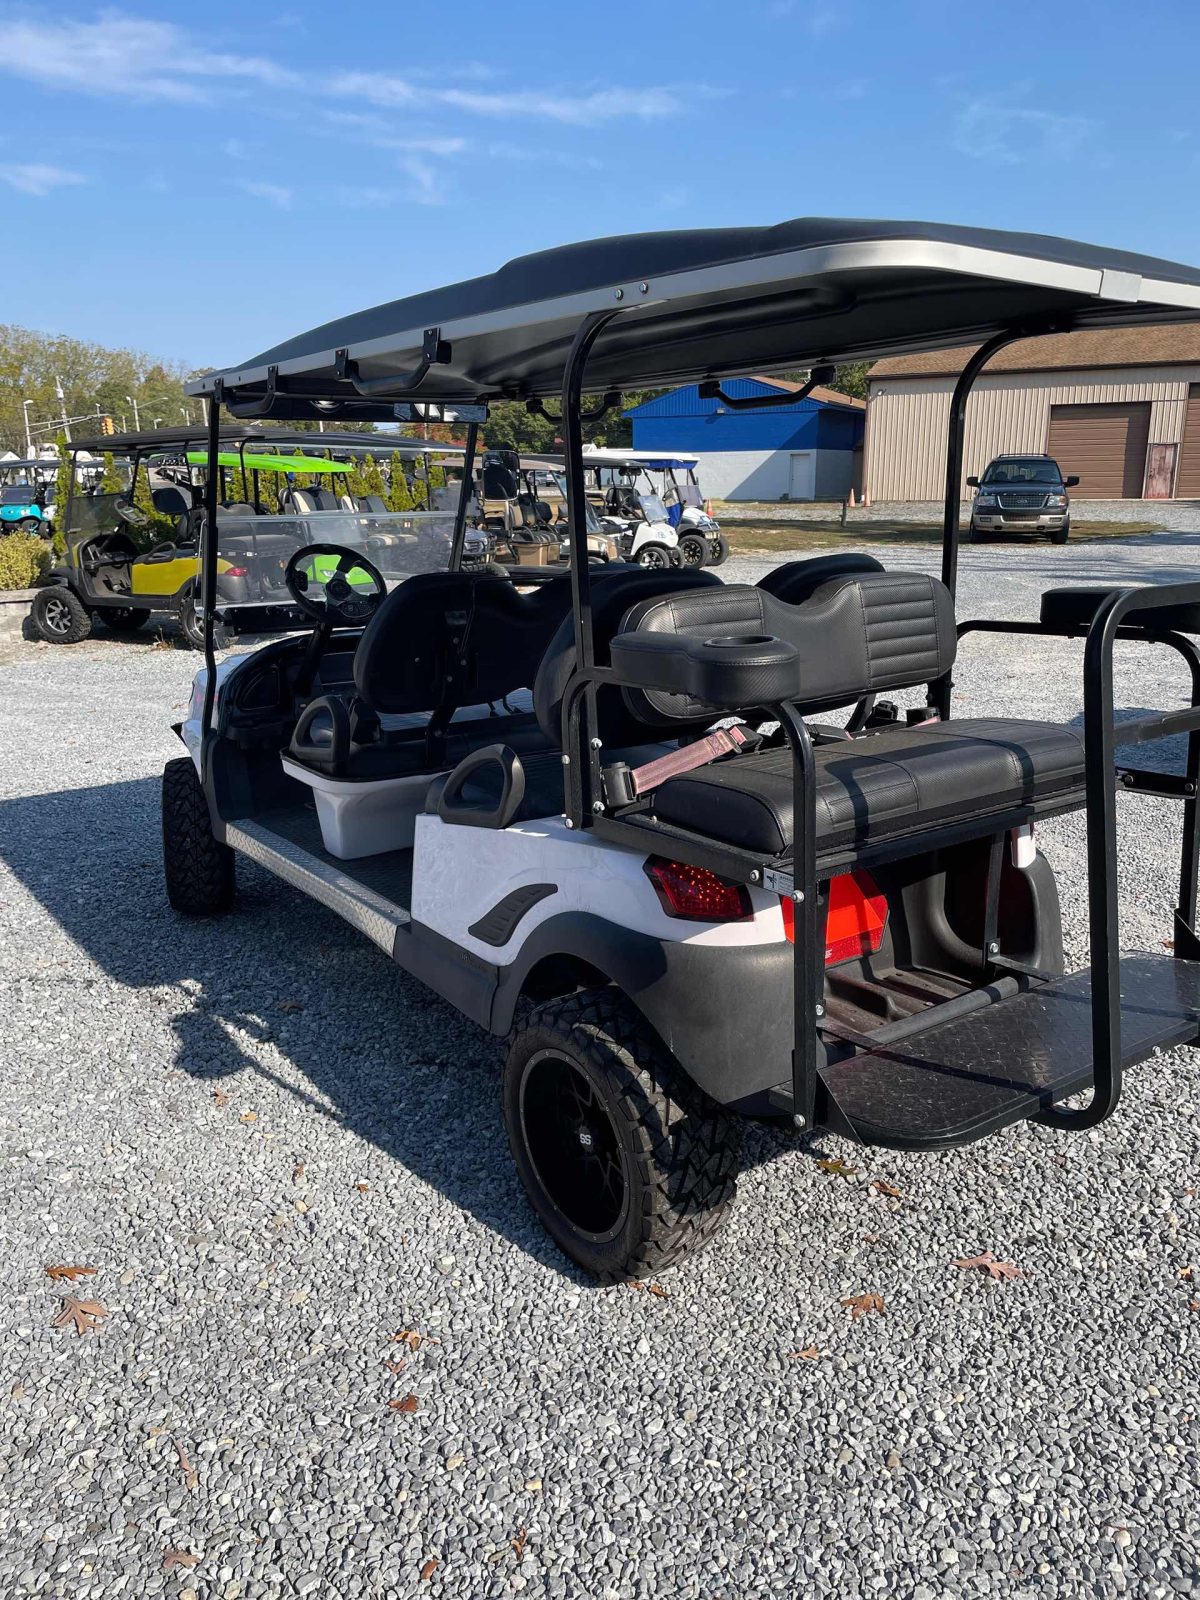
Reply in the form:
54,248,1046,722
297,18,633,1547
864,325,1200,501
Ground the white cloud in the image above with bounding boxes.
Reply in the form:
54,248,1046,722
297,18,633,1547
0,161,84,196
399,155,446,206
239,179,293,209
332,72,679,125
954,88,1094,164
0,12,300,103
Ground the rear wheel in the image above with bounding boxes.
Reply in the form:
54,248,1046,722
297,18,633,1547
99,607,150,634
635,542,672,570
30,585,91,644
677,532,708,568
177,585,205,650
162,756,235,915
503,988,738,1281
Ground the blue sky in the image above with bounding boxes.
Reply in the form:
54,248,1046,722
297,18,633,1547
0,1,1197,370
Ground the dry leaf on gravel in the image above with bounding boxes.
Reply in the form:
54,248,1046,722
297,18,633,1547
511,1528,528,1559
211,1089,231,1108
277,999,304,1013
841,1292,885,1320
383,1358,407,1375
1189,1300,1200,1313
354,1183,369,1194
419,1559,438,1581
953,1251,1022,1281
45,1265,97,1282
292,1162,306,1183
1180,1266,1194,1280
630,1280,668,1298
790,1347,822,1361
51,1297,108,1337
871,1180,906,1200
239,1111,258,1124
389,1394,419,1414
817,1157,858,1178
394,1329,438,1351
174,1441,199,1492
162,1550,199,1571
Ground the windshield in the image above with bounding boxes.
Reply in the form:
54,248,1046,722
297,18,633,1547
0,485,34,504
637,491,670,523
982,459,1063,485
214,505,458,622
551,472,601,533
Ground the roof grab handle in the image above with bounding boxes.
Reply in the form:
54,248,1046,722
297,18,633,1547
334,327,451,397
698,363,837,410
525,389,622,426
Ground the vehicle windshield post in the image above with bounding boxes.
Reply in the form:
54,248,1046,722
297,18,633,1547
199,392,222,757
561,310,620,828
447,421,479,571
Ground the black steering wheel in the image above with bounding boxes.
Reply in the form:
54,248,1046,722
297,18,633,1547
283,543,387,626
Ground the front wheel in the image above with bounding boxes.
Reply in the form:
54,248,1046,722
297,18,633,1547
634,542,672,570
30,585,91,644
99,607,150,634
162,757,235,915
503,988,738,1281
708,534,730,566
18,517,41,534
177,585,205,650
677,532,708,568
1050,518,1070,545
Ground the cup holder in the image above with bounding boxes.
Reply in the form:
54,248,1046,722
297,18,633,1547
704,633,774,649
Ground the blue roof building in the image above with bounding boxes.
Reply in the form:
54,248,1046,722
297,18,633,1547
624,376,866,502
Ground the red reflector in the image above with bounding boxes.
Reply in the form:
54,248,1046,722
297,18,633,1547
645,856,751,922
780,871,888,964
223,565,248,578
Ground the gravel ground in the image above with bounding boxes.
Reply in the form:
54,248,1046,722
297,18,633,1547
1,538,1199,1599
724,500,1200,529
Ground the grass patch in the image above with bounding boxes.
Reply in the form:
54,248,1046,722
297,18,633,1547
719,518,1161,554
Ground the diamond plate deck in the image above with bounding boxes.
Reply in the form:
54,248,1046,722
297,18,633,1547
819,954,1200,1150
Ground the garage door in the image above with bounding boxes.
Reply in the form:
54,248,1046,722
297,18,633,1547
1046,402,1151,498
1175,385,1200,499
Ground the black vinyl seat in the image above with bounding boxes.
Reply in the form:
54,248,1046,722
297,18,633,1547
651,718,1086,855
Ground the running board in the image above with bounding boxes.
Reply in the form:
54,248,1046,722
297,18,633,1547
225,820,409,955
813,954,1200,1150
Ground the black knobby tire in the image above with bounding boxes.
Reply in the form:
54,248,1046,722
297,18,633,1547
677,532,708,568
177,585,205,650
30,585,91,644
100,607,150,634
1050,518,1070,545
708,533,730,567
162,756,235,915
503,988,737,1281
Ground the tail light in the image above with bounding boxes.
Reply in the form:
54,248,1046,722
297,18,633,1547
645,856,751,922
781,871,888,965
223,565,248,577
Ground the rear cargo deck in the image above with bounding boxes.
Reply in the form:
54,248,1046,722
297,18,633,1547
817,954,1200,1149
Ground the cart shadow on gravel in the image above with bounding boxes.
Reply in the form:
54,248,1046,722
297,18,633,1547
0,774,805,1279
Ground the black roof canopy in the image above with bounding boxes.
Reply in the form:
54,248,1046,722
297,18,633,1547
69,423,465,456
188,217,1200,417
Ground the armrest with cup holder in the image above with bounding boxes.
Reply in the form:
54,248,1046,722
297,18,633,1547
608,629,801,708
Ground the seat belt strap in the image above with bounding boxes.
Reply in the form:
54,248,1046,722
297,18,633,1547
603,724,751,807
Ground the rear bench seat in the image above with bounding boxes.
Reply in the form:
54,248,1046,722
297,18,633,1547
616,571,1086,856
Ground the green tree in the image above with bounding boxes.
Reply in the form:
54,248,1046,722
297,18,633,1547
830,361,870,401
100,452,123,494
52,432,71,554
387,453,414,512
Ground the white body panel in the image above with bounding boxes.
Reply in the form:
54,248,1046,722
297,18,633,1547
411,812,786,965
181,659,246,772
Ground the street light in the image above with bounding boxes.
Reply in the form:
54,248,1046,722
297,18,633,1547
179,406,191,424
21,399,34,455
125,394,140,430
153,417,164,428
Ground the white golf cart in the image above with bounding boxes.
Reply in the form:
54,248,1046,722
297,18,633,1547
577,447,687,568
167,217,1200,1281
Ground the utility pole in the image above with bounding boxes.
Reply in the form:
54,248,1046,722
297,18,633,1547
125,393,140,430
54,375,71,442
21,399,33,455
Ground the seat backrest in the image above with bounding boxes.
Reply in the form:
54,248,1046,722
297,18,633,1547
758,552,884,605
310,487,342,512
282,487,317,515
354,569,576,715
152,485,191,520
618,571,957,729
360,494,389,514
533,566,722,746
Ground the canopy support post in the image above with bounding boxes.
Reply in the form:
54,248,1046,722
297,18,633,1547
932,324,1037,719
448,421,479,572
199,389,222,765
561,309,619,828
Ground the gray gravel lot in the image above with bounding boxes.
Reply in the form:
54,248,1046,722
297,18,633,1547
2,536,1200,1599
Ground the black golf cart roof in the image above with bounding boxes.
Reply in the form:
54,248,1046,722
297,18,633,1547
69,424,465,457
188,217,1200,414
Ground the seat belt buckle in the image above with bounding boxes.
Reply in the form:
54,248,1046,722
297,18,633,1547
602,723,754,808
